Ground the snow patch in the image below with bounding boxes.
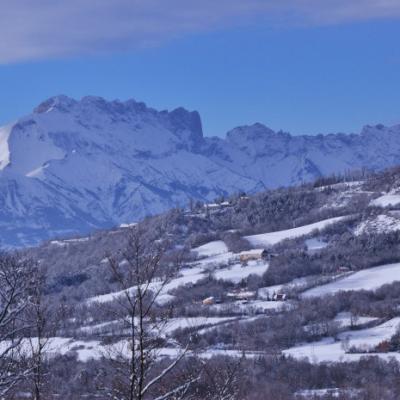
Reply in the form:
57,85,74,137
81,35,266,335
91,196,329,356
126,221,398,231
245,216,347,247
0,124,12,170
87,266,206,305
305,238,328,252
303,262,400,298
120,222,137,228
26,163,50,178
333,312,377,329
193,240,228,257
213,261,269,283
371,194,400,207
284,317,400,363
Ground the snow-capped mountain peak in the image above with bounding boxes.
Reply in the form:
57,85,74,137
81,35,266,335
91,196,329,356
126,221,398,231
1,95,400,247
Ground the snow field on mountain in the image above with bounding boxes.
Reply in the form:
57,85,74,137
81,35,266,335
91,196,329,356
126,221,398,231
284,317,400,363
302,262,400,298
0,124,12,170
244,216,347,247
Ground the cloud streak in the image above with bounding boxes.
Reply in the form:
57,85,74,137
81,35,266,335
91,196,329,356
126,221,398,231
1,0,400,63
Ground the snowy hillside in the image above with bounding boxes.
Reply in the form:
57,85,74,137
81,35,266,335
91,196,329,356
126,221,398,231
10,164,400,398
2,95,400,246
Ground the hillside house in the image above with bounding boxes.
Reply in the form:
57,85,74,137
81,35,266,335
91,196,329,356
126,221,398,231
239,249,269,263
227,290,256,301
202,296,215,305
273,292,287,301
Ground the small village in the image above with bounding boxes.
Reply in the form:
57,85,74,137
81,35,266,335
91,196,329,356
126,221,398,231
194,246,287,308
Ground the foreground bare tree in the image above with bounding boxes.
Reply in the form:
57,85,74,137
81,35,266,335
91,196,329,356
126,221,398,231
0,253,33,397
99,227,199,400
26,266,53,400
201,356,243,400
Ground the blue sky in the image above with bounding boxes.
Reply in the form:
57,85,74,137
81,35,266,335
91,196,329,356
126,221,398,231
1,1,400,137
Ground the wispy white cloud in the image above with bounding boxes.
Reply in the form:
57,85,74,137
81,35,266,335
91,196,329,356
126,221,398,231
1,0,400,63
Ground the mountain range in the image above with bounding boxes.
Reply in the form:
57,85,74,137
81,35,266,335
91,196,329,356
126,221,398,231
1,94,400,247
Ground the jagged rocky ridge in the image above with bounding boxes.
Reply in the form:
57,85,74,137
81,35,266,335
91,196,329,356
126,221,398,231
1,95,400,246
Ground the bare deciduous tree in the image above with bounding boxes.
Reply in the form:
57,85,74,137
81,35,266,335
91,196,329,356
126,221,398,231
201,356,242,400
0,253,33,397
27,265,53,400
99,227,199,400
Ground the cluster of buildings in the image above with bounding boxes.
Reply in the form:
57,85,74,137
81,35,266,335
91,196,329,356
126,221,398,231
199,248,285,306
202,288,287,306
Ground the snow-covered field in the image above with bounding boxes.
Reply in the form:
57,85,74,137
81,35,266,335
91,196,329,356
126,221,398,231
295,388,361,398
333,312,377,328
193,240,228,257
79,316,239,340
371,194,400,207
303,262,400,298
258,276,321,299
194,251,235,269
87,265,205,305
0,335,264,363
213,261,269,283
0,337,102,363
210,300,286,314
284,317,400,363
162,317,237,335
191,240,237,269
88,259,270,305
305,238,328,252
244,216,347,247
50,237,90,247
